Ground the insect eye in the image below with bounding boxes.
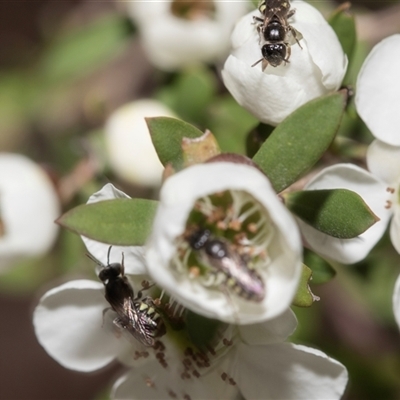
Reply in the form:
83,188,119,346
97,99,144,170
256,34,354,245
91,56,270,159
188,229,211,250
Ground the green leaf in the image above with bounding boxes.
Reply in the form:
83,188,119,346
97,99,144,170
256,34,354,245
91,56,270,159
57,198,158,245
246,122,275,158
328,3,357,60
146,117,204,170
185,311,222,349
156,66,217,124
304,249,336,284
252,93,346,193
292,264,318,307
39,14,130,85
284,189,379,239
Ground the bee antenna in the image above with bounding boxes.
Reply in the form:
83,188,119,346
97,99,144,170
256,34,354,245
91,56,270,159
86,252,102,267
107,246,113,265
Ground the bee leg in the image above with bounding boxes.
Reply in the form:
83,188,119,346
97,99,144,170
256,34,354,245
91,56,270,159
120,252,125,275
101,306,113,327
251,57,265,68
252,16,264,23
113,316,128,330
137,281,155,299
261,59,269,71
289,26,302,49
284,46,291,64
287,8,296,19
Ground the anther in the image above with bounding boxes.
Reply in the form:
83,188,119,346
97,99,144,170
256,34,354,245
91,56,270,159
144,377,155,388
387,187,395,193
223,338,233,346
168,389,177,398
385,200,393,209
247,222,258,233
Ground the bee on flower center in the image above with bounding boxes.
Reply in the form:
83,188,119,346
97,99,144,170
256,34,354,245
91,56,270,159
252,0,303,70
88,247,166,347
188,228,265,302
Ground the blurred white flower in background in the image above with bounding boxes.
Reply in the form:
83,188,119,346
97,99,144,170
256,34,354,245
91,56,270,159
105,100,176,187
355,34,400,256
221,0,347,125
124,0,250,71
146,161,303,324
355,34,400,147
354,34,400,332
0,153,60,272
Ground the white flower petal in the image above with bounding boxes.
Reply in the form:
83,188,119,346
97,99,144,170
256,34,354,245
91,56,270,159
236,343,348,400
393,274,400,330
33,280,126,372
0,153,60,271
127,1,249,70
367,139,400,185
355,34,400,146
82,183,147,275
146,162,302,324
105,100,175,187
111,360,237,400
221,1,346,125
298,164,392,264
293,1,347,90
239,308,298,345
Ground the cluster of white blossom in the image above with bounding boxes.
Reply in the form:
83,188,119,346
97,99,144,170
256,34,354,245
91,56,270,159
34,179,348,399
29,0,400,398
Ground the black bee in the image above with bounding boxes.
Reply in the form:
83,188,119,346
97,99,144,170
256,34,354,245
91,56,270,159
188,229,265,302
88,247,166,347
252,0,303,70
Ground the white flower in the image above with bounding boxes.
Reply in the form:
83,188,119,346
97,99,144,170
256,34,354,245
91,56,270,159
33,279,130,372
33,249,347,399
125,0,250,71
146,162,303,324
297,164,392,264
0,153,60,272
81,183,147,275
105,100,176,187
353,34,400,254
221,0,347,125
111,310,348,400
366,141,400,254
355,34,400,146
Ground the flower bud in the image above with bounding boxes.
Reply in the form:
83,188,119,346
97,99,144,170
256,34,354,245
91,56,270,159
221,0,347,125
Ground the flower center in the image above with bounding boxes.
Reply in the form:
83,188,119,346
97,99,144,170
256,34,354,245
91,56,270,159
170,0,216,20
172,190,275,301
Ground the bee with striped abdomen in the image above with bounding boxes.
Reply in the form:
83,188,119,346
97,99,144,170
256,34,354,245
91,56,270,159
188,229,265,302
88,247,166,347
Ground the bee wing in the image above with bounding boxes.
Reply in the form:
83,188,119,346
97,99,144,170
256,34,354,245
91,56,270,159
123,298,157,347
287,27,303,46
